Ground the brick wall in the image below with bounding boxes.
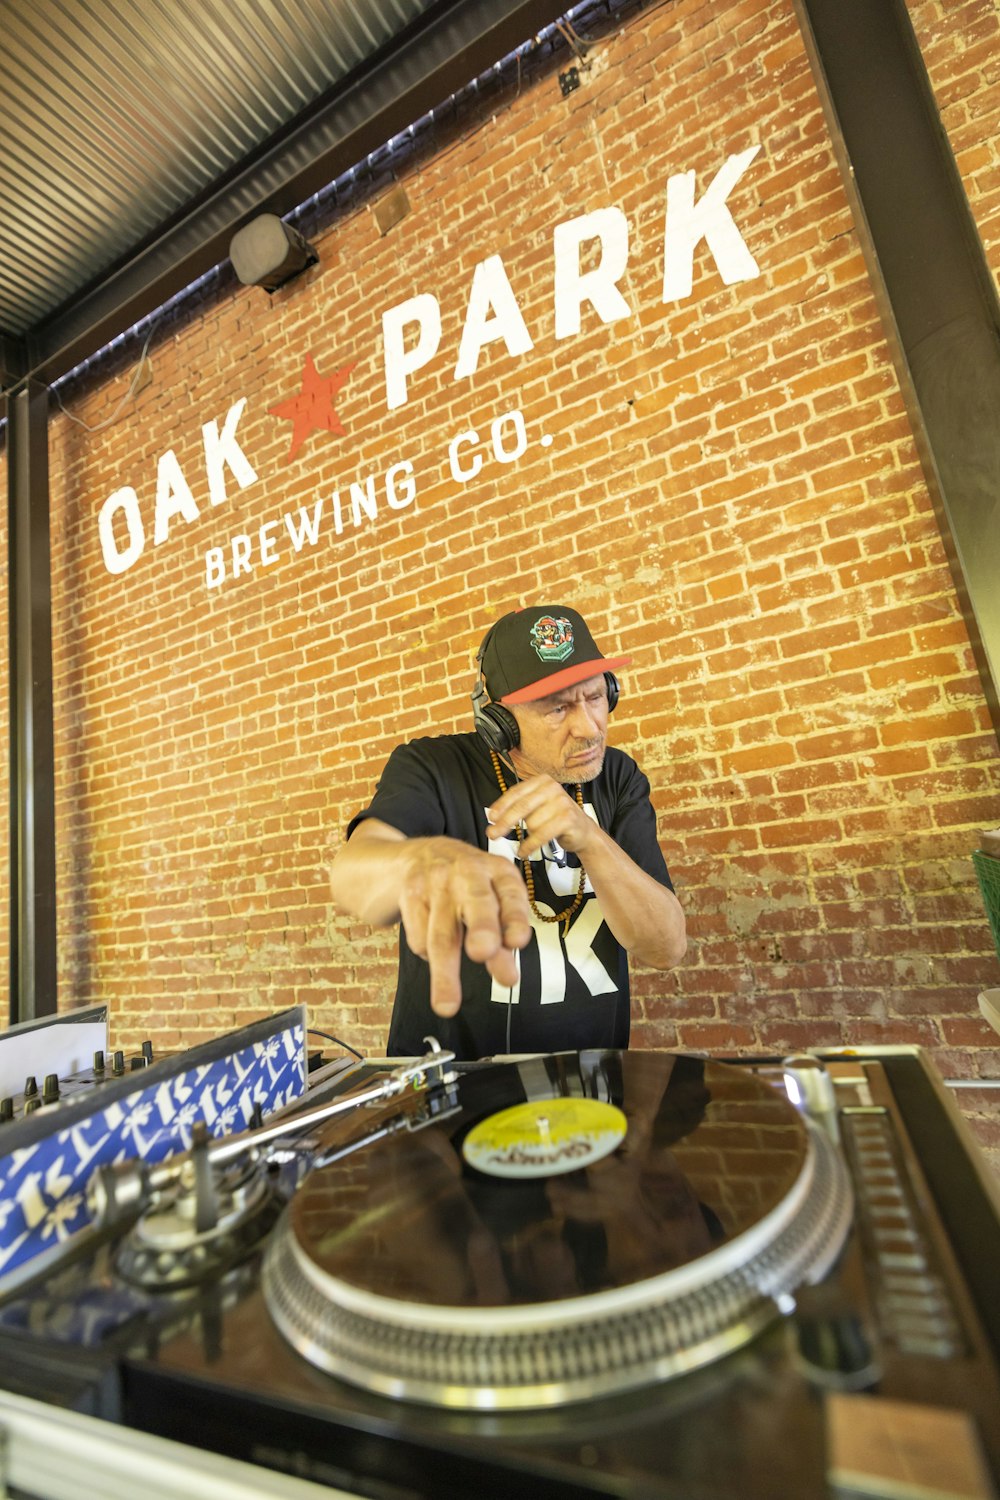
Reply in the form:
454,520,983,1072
12,0,1000,1083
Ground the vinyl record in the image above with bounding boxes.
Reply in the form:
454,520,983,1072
263,1051,852,1408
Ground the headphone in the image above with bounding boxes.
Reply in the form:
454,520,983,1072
470,625,620,754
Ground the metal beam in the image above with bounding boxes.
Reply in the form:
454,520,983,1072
795,0,1000,737
6,380,57,1022
23,0,571,388
1,335,26,394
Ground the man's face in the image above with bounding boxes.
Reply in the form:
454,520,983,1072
508,675,610,783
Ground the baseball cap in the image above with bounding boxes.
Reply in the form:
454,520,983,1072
480,606,631,704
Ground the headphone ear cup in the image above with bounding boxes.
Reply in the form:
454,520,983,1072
478,702,521,753
472,686,520,752
605,672,620,714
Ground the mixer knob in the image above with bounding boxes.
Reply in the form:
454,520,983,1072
43,1073,60,1103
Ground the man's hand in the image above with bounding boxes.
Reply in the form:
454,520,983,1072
485,774,686,971
485,774,593,859
398,837,534,1017
330,823,534,1019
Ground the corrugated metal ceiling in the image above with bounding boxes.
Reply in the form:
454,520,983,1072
0,0,437,341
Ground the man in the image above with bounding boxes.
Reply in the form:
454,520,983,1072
328,605,686,1058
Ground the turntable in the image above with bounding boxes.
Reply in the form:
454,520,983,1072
0,1038,998,1500
263,1050,852,1408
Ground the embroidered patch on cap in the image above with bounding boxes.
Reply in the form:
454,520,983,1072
529,615,575,662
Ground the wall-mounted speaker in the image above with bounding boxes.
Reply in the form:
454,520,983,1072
229,214,318,293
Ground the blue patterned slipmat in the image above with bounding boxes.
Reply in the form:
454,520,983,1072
0,1008,306,1284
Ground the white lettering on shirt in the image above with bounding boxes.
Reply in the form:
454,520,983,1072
485,806,615,1007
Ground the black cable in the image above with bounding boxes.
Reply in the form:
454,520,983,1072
307,1029,364,1061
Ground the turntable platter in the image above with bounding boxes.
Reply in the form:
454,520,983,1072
263,1052,852,1408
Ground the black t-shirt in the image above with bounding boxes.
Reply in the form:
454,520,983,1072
347,733,672,1060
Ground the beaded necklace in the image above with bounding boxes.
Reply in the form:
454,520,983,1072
489,749,587,935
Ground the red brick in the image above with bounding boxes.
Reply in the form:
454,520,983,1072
758,1019,846,1051
939,1016,1000,1047
882,710,981,745
677,1022,760,1051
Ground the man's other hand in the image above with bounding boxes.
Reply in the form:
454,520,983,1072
485,774,594,860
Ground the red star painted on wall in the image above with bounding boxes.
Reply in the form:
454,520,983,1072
268,353,356,461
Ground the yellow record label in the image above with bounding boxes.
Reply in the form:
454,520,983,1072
462,1098,627,1179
